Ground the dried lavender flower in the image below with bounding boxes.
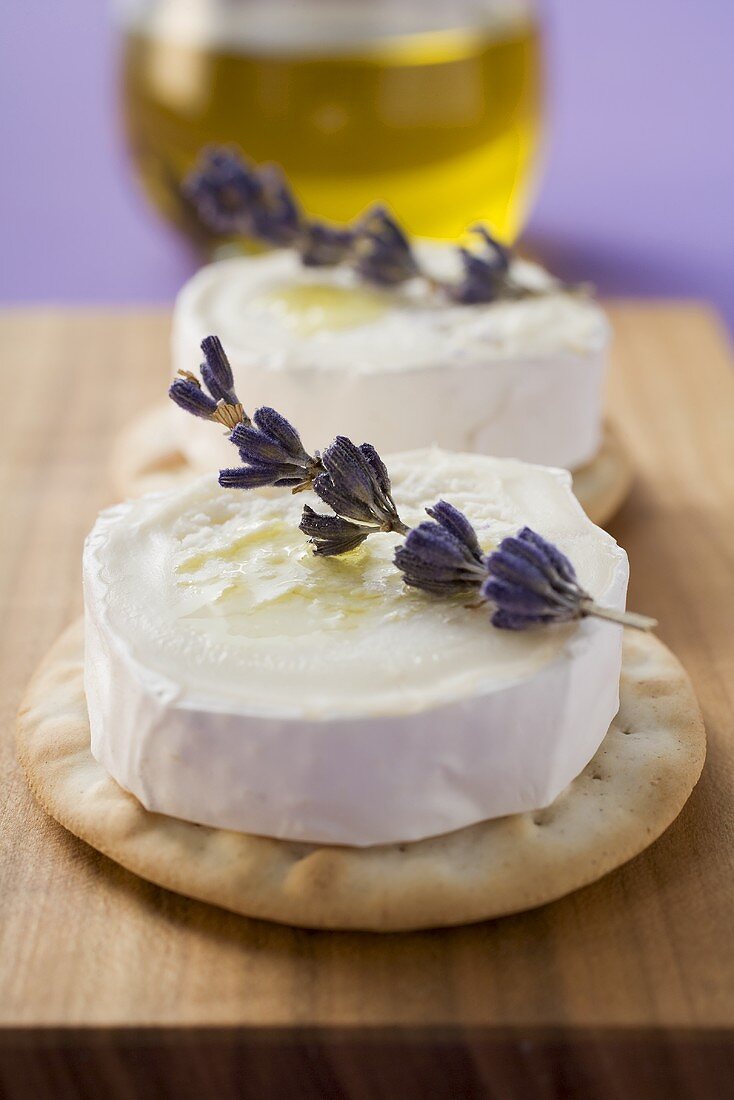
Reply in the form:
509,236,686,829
299,442,407,555
183,148,263,236
352,205,420,286
314,436,408,534
218,464,297,490
199,335,238,405
222,406,320,491
394,501,488,596
183,147,590,308
299,220,355,267
472,224,512,271
449,225,516,305
251,163,303,247
299,505,372,556
185,149,303,247
168,336,247,430
483,527,657,631
168,375,218,420
426,500,484,560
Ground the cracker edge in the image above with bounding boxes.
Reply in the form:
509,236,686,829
16,621,705,932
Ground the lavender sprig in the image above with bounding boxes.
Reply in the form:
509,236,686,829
184,146,577,305
221,407,321,491
169,336,247,430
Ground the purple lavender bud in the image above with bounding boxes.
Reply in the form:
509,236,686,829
485,577,570,619
314,436,407,533
300,220,355,266
451,250,502,304
250,406,309,461
449,225,514,305
225,406,318,489
230,422,289,466
169,335,245,429
491,609,549,631
184,148,263,235
394,501,487,596
515,525,578,585
200,335,238,405
299,505,372,556
353,205,420,286
471,225,512,272
219,464,305,490
253,163,303,246
483,527,587,629
425,501,483,560
168,377,218,420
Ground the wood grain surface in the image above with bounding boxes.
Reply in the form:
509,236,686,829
0,304,732,1096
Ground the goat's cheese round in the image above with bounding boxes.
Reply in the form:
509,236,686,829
171,247,609,473
84,449,627,847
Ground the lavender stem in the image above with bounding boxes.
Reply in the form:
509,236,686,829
582,601,657,631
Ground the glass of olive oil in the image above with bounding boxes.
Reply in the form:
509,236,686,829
117,0,542,247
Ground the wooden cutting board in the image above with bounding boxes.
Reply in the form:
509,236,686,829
0,303,732,1098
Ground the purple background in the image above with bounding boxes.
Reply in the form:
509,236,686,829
2,2,733,325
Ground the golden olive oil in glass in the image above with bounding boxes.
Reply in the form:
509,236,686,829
120,2,541,246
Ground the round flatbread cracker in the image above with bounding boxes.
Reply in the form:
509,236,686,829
111,405,633,527
16,621,704,932
111,403,194,498
572,423,634,527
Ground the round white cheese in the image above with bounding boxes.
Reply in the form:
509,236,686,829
171,248,610,474
84,448,628,847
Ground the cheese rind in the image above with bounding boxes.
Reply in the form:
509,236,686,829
171,249,609,473
84,449,628,847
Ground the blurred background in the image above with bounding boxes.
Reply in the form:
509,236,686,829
1,0,732,327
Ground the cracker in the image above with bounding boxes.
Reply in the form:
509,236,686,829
112,407,633,527
16,621,704,931
111,403,193,498
572,422,634,526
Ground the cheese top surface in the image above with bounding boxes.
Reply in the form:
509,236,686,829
89,450,626,719
175,247,609,374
